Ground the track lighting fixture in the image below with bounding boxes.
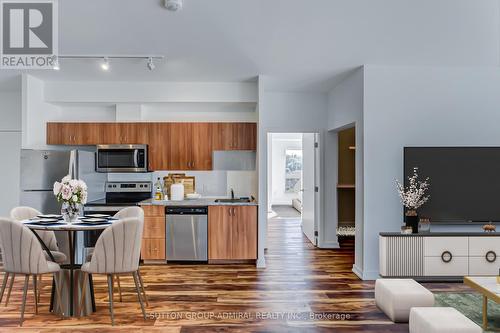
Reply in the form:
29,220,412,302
147,57,155,71
100,57,110,71
50,55,164,72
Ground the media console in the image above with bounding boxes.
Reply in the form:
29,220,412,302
379,232,499,280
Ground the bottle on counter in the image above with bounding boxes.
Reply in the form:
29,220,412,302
154,177,163,201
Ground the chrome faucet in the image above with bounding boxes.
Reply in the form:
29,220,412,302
230,188,235,200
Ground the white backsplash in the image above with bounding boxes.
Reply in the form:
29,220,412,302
107,170,257,198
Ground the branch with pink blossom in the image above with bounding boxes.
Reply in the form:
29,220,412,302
53,175,88,205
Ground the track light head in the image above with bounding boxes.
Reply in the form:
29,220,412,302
164,0,182,11
147,57,155,71
101,57,110,71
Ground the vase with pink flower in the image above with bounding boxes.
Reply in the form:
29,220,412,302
53,175,88,223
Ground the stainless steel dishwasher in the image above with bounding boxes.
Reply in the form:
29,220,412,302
166,206,208,262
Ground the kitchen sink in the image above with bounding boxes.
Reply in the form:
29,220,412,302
214,198,252,203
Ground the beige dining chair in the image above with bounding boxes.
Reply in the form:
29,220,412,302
112,207,148,305
0,218,63,326
9,206,67,305
79,217,146,325
84,207,148,305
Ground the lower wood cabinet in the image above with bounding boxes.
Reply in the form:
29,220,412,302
208,205,257,260
141,205,166,260
141,239,166,260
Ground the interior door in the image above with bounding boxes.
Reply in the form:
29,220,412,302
301,133,318,246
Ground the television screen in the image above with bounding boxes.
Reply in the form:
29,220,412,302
404,147,500,223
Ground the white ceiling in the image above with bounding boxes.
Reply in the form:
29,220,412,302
0,0,499,91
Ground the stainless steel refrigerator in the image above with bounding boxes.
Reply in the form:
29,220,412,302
20,149,106,214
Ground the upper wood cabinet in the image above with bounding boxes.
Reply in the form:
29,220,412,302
147,123,170,171
47,123,103,145
116,123,147,144
46,121,256,170
208,205,257,260
191,123,213,170
212,123,256,150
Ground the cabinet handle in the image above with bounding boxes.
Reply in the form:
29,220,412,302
485,250,497,263
228,208,232,216
441,251,452,263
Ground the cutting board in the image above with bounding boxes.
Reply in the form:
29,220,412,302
163,174,195,198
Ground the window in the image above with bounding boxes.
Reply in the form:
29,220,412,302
285,149,302,193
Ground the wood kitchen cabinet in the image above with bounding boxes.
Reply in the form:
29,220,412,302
46,121,256,170
208,205,257,261
147,123,170,171
115,123,147,144
191,123,213,170
212,123,257,151
168,123,213,170
47,123,102,145
141,205,166,260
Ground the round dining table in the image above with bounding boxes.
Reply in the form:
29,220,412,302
22,217,115,317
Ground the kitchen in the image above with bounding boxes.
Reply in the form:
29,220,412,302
21,120,258,266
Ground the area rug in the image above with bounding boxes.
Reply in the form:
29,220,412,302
435,292,499,332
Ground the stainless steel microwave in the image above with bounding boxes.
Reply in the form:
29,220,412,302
96,145,148,173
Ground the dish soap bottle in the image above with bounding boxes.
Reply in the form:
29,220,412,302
154,177,163,201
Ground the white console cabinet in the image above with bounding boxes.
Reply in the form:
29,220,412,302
379,233,499,279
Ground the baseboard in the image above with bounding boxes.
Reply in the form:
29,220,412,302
352,264,363,279
256,257,266,268
319,240,340,249
352,265,379,280
362,270,380,280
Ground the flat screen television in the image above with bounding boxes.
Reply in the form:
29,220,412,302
404,147,500,224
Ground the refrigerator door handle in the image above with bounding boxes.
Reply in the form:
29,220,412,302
69,150,77,179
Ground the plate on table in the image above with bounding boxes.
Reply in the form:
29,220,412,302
80,218,111,224
84,214,110,219
29,218,60,225
37,214,62,219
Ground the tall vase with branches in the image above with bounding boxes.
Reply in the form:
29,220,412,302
395,167,430,233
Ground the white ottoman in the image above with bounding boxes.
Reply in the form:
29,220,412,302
409,307,482,333
375,279,434,322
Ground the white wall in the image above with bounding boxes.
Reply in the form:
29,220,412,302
257,77,335,267
362,65,500,279
270,134,302,205
22,75,61,148
326,68,365,277
0,91,22,216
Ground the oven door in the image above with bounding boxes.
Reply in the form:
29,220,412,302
96,145,148,173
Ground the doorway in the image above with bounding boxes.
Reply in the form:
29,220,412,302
267,132,320,246
337,127,355,249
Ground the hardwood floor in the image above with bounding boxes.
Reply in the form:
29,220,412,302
0,218,469,332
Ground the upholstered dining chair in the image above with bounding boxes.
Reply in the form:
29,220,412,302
112,207,148,305
0,218,63,326
79,217,146,325
9,206,67,305
84,207,148,305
